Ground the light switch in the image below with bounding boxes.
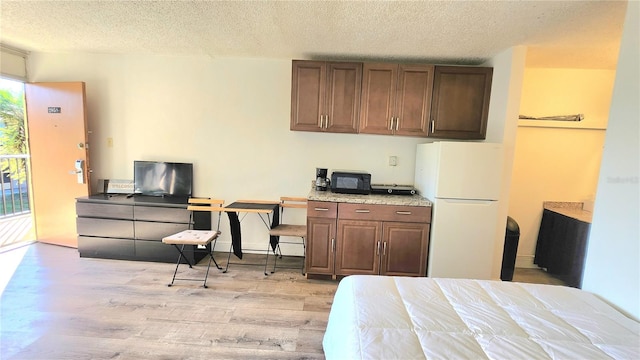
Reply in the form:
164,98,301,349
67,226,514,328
389,156,398,166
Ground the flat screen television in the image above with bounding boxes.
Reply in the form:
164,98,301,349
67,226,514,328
133,160,193,198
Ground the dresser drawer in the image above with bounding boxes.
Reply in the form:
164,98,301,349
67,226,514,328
76,217,134,238
76,202,133,220
135,221,189,241
78,236,135,260
338,203,431,223
307,201,338,218
134,205,190,223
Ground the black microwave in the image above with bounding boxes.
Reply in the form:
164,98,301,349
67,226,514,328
331,171,371,195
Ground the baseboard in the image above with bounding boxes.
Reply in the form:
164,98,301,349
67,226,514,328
212,240,305,257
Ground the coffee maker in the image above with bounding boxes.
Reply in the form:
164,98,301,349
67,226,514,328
315,168,329,191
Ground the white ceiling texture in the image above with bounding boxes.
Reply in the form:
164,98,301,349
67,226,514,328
0,0,629,69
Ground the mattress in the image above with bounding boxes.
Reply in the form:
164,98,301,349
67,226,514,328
323,275,640,359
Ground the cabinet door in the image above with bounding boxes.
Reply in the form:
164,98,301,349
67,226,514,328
306,217,336,275
394,64,434,137
325,62,362,133
359,63,397,135
382,222,429,277
291,61,325,131
430,66,492,140
336,219,381,276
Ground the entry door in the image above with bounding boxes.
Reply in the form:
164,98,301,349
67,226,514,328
25,82,91,248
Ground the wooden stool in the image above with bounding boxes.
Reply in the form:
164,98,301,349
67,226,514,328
162,229,221,288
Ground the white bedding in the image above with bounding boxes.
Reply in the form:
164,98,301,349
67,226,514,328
323,275,640,359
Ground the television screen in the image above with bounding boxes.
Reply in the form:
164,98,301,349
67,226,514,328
133,161,193,197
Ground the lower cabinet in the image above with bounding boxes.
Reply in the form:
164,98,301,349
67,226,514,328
76,195,211,263
306,201,338,275
306,200,431,279
381,221,430,276
336,219,381,275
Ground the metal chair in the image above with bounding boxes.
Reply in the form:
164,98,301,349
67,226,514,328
162,198,225,288
268,196,307,274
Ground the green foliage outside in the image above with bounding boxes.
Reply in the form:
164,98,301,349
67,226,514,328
0,86,28,183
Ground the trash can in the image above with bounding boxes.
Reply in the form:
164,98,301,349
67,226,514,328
500,216,520,281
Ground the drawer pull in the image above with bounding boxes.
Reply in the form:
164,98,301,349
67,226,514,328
396,211,412,215
314,207,329,211
355,209,370,213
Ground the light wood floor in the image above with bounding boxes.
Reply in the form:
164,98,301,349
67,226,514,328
1,243,565,359
1,243,337,359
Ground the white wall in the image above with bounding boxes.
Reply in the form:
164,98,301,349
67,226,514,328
510,128,605,267
518,68,615,130
510,68,614,267
482,46,527,279
26,54,426,254
27,51,520,263
582,0,639,320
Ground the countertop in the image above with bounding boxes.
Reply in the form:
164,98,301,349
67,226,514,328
308,188,432,207
543,201,593,223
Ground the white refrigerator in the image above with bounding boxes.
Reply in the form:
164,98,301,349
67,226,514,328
414,141,504,279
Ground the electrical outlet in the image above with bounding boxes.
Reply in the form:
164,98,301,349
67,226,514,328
389,156,398,166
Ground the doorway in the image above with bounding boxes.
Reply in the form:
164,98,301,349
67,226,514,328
0,78,34,250
0,79,92,249
508,68,612,271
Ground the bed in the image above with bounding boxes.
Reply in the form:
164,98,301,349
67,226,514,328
323,275,639,359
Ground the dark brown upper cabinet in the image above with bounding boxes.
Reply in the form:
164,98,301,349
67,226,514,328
359,63,434,137
430,66,493,140
290,60,362,133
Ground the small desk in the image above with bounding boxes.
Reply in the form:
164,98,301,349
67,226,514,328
222,201,280,275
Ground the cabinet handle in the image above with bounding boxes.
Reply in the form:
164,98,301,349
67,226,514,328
319,115,323,128
430,120,435,133
396,211,412,215
355,209,370,213
389,117,394,131
395,117,399,131
314,207,329,211
376,241,381,256
383,242,387,256
324,115,328,128
331,238,335,252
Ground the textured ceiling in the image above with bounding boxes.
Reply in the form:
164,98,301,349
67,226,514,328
0,1,628,69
